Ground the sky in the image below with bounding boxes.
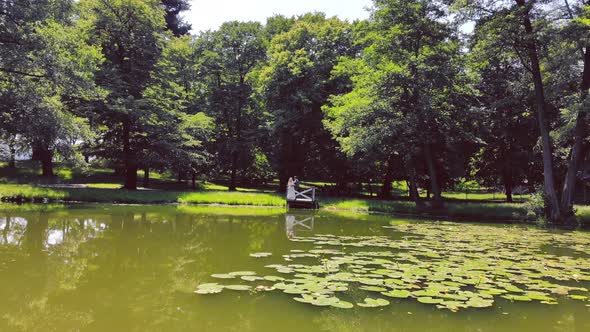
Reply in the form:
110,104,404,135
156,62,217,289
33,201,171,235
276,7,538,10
183,0,374,34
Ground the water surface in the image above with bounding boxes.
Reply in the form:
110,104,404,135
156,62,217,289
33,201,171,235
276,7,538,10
0,204,589,332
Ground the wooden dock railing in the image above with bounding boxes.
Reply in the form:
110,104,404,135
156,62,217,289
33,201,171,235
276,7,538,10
286,187,318,209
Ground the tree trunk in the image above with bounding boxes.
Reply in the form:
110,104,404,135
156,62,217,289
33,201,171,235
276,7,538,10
279,129,297,193
8,140,16,168
561,44,590,216
502,167,514,203
423,143,442,208
39,146,54,177
229,151,238,191
25,213,48,256
143,167,150,188
516,0,561,222
192,172,197,190
125,163,138,190
379,156,395,198
122,120,137,190
380,176,393,198
406,158,420,205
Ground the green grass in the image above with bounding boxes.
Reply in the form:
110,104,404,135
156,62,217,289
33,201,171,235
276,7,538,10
442,191,530,202
85,183,123,189
321,197,529,221
0,184,66,201
0,184,284,206
322,198,417,214
2,183,589,224
575,205,590,224
178,191,284,206
0,162,586,224
201,182,265,192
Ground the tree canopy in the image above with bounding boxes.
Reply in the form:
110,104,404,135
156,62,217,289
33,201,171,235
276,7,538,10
2,0,590,224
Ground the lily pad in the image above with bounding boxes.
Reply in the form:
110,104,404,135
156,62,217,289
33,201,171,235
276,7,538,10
199,221,590,311
502,294,532,302
264,276,285,282
225,285,252,291
359,286,388,292
250,252,272,258
466,297,494,308
241,276,265,282
357,298,390,308
195,283,224,295
229,271,257,276
417,297,443,304
381,290,412,298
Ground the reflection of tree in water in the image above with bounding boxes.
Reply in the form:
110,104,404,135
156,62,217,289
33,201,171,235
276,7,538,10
1,215,27,246
243,215,281,252
72,209,214,331
1,212,96,331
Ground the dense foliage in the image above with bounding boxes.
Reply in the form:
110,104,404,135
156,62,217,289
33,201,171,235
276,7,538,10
2,0,590,224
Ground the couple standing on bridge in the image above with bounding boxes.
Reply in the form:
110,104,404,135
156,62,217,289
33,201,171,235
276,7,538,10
286,176,300,201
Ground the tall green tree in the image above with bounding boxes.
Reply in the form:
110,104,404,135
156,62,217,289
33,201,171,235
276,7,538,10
325,1,475,206
559,0,590,214
141,36,214,188
466,9,545,202
0,0,102,176
197,21,267,191
259,14,355,190
81,0,167,189
454,0,586,223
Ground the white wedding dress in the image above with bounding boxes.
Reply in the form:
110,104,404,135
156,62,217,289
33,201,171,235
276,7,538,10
287,185,296,200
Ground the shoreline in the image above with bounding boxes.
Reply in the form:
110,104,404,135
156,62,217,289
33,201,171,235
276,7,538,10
1,184,588,227
0,199,545,226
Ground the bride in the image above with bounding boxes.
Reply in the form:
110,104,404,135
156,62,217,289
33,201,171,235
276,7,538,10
286,177,296,200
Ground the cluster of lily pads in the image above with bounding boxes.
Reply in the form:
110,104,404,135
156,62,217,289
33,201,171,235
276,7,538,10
196,222,590,311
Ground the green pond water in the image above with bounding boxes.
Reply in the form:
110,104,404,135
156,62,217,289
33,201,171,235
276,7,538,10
1,204,589,332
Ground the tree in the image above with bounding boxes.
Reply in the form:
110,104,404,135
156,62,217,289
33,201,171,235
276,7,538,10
259,14,356,190
324,1,475,207
0,0,102,176
467,9,543,202
453,0,585,223
161,0,191,36
559,0,590,215
81,0,167,189
514,0,562,221
197,21,267,191
141,36,214,188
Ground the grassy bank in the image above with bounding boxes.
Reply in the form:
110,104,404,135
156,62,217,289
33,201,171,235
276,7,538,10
2,184,589,224
0,183,542,223
321,198,532,222
0,184,284,206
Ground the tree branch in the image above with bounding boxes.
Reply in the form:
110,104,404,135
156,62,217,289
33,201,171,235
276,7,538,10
0,67,47,78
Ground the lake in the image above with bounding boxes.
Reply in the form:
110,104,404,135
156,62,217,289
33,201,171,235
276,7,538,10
0,204,589,332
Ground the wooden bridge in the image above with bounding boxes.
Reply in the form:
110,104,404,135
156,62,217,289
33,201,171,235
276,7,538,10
286,187,318,209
